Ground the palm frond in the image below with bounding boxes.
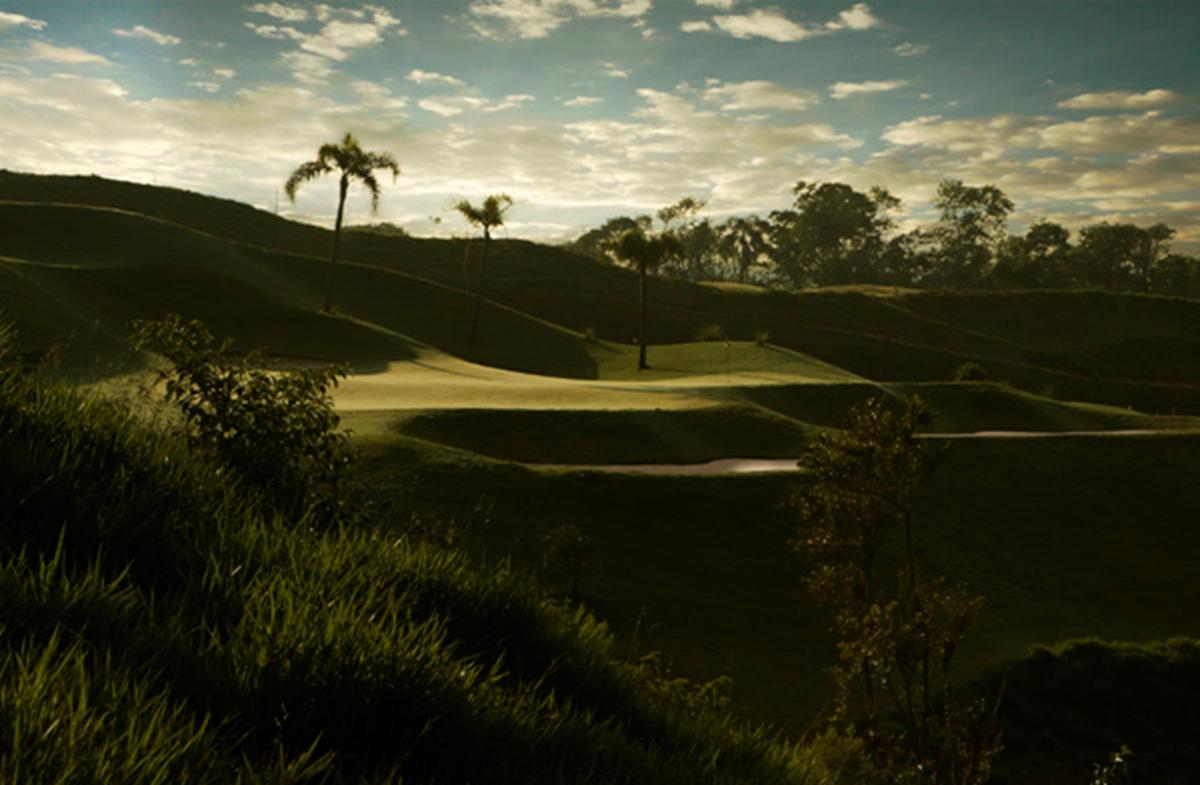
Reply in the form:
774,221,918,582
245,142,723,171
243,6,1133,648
366,151,400,180
284,160,330,202
358,172,382,213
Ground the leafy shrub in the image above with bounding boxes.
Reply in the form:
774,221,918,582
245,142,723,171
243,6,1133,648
130,315,353,525
754,329,771,346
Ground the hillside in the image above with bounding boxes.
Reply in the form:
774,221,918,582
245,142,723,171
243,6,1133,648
4,171,1200,416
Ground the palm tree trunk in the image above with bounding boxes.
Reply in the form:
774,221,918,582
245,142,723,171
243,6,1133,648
323,176,348,312
469,225,490,343
637,258,648,370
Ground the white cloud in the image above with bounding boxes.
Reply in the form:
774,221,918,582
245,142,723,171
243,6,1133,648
1058,88,1181,110
214,67,237,79
465,0,652,40
605,66,630,78
1040,111,1200,155
700,4,881,42
830,79,909,99
24,41,112,66
680,20,712,33
701,80,819,112
244,22,307,40
485,93,537,112
246,2,309,22
418,95,489,116
827,3,879,31
695,0,735,7
881,114,1042,159
113,25,181,46
0,11,46,31
246,5,405,84
417,92,535,116
187,81,221,93
564,95,603,107
407,69,466,87
710,9,815,41
893,42,929,57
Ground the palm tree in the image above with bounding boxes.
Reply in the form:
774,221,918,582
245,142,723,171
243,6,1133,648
616,228,681,370
454,193,513,344
285,133,399,312
718,216,771,283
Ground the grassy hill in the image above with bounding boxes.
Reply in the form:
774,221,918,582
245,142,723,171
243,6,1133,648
4,171,1200,415
4,171,1200,780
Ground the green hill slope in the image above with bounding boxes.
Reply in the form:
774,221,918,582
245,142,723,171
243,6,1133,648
4,171,1200,413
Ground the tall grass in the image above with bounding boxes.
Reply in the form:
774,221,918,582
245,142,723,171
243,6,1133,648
0,359,851,783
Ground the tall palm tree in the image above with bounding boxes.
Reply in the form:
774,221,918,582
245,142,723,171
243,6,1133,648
285,133,399,312
616,228,681,370
454,193,513,344
718,216,771,283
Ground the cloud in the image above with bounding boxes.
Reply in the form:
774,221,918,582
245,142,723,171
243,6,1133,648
680,20,712,33
701,80,819,112
564,95,603,107
213,67,237,79
830,79,909,99
245,4,405,84
694,0,735,7
826,3,879,31
465,0,652,40
417,92,536,116
418,95,489,116
246,2,309,22
485,93,537,112
0,11,46,31
1040,111,1200,155
407,69,466,87
23,41,112,66
710,8,815,41
892,42,929,57
113,25,182,46
881,114,1042,159
1058,88,1181,110
605,65,630,78
187,81,221,93
695,4,881,42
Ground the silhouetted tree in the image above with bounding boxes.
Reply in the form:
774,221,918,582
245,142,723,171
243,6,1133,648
1071,221,1174,292
769,181,900,287
454,193,514,343
567,215,651,263
616,227,681,370
793,397,1000,783
927,180,1013,287
285,132,399,312
717,216,771,283
992,220,1072,289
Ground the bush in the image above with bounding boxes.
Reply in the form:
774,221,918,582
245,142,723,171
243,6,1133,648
130,315,354,525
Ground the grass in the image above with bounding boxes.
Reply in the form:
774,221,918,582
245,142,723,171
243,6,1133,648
5,175,1200,414
4,171,1200,777
351,429,1200,735
0,366,856,784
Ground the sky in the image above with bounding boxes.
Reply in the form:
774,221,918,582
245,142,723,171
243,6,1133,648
1,0,1198,249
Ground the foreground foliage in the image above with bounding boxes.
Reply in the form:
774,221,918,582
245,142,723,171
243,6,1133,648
0,343,855,783
793,397,1001,783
